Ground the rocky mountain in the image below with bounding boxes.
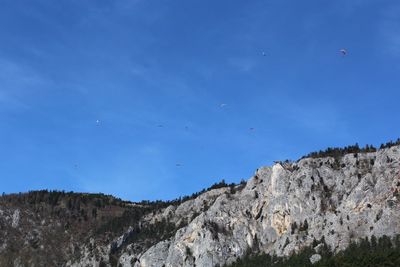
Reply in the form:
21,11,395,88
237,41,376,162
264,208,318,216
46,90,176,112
1,141,400,267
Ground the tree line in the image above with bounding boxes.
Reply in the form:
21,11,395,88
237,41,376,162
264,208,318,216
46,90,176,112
301,138,400,160
225,235,400,267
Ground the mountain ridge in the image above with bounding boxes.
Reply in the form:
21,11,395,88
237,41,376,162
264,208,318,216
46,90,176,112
1,140,400,266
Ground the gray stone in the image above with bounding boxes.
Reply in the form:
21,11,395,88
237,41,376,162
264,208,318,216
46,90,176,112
309,254,322,264
70,145,400,267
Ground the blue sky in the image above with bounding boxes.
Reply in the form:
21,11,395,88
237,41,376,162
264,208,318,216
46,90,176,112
1,0,399,201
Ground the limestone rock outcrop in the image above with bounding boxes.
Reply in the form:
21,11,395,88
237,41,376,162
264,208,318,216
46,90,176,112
114,145,400,266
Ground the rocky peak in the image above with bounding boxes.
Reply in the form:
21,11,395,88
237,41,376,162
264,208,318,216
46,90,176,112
117,145,400,267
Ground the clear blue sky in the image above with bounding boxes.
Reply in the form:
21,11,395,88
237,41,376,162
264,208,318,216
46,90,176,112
1,0,399,201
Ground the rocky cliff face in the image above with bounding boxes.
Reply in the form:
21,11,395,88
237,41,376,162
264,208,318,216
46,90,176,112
1,145,400,267
119,145,400,267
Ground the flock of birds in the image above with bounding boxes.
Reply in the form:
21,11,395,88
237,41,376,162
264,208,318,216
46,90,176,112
89,49,348,168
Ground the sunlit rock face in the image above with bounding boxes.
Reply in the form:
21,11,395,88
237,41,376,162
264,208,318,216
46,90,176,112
120,145,400,267
3,145,400,267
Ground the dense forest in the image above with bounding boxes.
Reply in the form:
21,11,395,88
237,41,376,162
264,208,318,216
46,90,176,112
0,179,239,240
226,235,400,267
1,178,244,211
